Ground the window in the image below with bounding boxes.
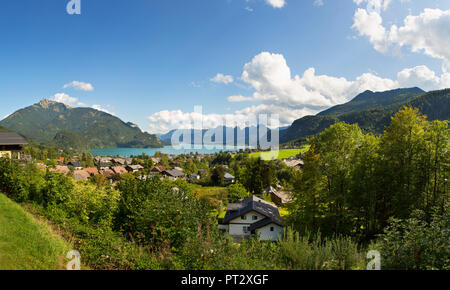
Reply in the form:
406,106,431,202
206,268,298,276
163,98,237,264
270,227,274,232
243,226,249,233
252,215,258,221
241,215,247,220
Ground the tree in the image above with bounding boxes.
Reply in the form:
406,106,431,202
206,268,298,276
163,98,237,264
211,166,225,186
227,183,250,203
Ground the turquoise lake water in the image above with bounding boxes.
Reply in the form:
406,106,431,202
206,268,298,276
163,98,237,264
87,145,247,157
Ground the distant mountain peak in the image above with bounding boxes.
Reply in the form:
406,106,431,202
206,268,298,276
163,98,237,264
38,98,71,110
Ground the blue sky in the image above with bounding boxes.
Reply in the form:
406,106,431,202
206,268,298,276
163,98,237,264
1,0,449,133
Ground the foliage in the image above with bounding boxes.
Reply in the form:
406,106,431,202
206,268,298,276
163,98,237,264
377,208,450,270
227,183,250,203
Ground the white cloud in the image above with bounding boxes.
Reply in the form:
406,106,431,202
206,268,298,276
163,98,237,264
63,81,94,91
353,0,393,12
314,0,324,7
211,73,234,84
266,0,285,8
147,52,449,134
397,66,450,91
51,93,79,106
353,7,450,70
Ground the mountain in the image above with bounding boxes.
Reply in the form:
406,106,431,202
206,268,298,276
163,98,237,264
281,88,450,143
158,125,278,147
318,87,425,117
0,99,163,150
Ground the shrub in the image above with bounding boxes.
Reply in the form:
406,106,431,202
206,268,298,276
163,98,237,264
378,209,450,270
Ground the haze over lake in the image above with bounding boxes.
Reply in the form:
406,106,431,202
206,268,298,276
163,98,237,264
87,145,248,157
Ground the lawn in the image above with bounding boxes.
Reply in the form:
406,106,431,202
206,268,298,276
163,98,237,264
247,146,310,160
0,193,72,270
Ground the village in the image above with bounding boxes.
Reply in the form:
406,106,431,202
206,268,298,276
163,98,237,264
1,131,307,242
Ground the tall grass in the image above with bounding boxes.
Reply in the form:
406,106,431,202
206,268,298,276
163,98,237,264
278,228,365,270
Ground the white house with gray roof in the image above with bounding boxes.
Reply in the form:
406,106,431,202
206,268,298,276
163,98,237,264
219,196,284,241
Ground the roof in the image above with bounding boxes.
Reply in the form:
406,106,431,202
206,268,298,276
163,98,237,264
223,196,281,224
112,166,128,175
0,132,28,145
224,173,235,179
126,165,144,170
163,169,185,178
83,168,99,176
73,170,91,181
68,161,82,167
283,159,304,168
52,165,70,175
249,217,284,231
100,169,115,179
150,166,166,172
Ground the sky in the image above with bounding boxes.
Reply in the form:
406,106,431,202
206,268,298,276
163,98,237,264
1,0,449,134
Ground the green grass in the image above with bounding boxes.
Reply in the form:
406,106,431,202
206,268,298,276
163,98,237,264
246,146,310,160
191,185,228,200
0,194,72,270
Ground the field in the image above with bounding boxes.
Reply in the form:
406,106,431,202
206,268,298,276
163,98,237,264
246,147,310,160
0,194,71,270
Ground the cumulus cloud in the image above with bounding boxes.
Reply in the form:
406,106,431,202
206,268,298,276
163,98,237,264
397,66,450,91
51,93,79,106
211,73,234,84
266,0,285,8
237,52,398,108
63,81,94,91
147,52,449,134
352,7,450,70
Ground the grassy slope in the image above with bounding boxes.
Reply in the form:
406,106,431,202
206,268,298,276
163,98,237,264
0,194,71,270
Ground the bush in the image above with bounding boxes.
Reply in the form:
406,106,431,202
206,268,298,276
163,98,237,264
378,209,450,270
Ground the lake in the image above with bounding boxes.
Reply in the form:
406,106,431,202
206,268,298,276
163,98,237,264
87,145,248,157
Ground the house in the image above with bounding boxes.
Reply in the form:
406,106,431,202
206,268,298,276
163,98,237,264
163,169,186,180
224,173,235,184
0,132,28,159
52,165,70,175
111,158,132,166
150,166,166,174
283,159,304,170
98,162,110,171
73,170,91,181
111,166,128,175
83,168,99,176
219,196,284,241
265,186,293,206
126,164,144,173
36,163,47,170
151,157,160,164
100,169,116,179
68,161,82,170
188,173,200,181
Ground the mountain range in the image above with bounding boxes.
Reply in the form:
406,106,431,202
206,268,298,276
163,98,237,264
0,99,163,150
1,87,448,151
280,87,450,143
